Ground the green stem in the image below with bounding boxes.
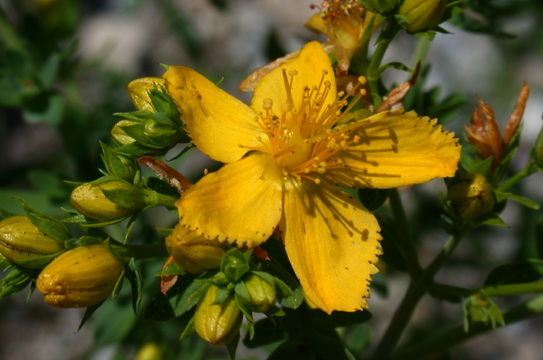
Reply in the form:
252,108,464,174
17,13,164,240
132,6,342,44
372,234,463,359
496,162,538,192
410,32,432,68
367,23,399,108
389,294,543,360
483,281,543,297
388,189,421,276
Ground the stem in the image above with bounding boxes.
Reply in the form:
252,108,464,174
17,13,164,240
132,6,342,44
367,23,399,108
483,281,543,297
372,234,463,359
410,32,432,68
389,294,543,360
496,162,538,192
388,189,421,276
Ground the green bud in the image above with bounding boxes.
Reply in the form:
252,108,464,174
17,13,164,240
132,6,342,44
398,0,446,33
111,119,139,145
358,0,400,13
36,243,124,308
244,274,277,312
221,248,251,282
70,180,144,221
0,216,64,269
194,285,242,346
448,174,495,220
463,293,505,332
100,142,138,182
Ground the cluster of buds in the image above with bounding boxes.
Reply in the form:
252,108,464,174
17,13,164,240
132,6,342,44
0,212,124,308
111,77,188,156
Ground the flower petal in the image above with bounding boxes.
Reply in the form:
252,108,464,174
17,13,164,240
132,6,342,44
177,152,283,247
164,66,266,163
327,110,460,188
250,41,336,118
282,180,381,314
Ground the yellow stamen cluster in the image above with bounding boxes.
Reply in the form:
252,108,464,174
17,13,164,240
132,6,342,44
256,69,384,184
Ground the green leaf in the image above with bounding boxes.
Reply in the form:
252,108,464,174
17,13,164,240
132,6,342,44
226,333,240,360
25,209,70,243
485,259,543,286
125,260,143,314
172,280,211,317
478,216,508,227
494,191,540,210
77,302,103,331
378,61,411,74
0,268,31,298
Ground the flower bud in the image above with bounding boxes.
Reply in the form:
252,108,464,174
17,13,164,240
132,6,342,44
0,216,63,268
36,243,124,308
398,0,446,33
166,224,226,274
111,119,139,145
134,343,162,360
194,285,242,346
127,77,165,112
70,180,142,221
448,174,495,220
244,274,277,312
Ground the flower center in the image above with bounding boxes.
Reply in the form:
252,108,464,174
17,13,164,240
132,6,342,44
255,69,366,182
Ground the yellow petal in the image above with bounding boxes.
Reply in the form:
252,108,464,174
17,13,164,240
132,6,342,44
327,110,460,188
164,66,266,163
250,41,336,119
282,179,381,314
177,152,283,247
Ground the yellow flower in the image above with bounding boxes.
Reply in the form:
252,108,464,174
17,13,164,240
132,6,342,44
164,41,460,314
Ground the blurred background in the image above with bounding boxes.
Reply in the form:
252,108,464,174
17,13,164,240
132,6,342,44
1,0,542,359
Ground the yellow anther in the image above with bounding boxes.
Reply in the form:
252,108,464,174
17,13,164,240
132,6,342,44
358,76,367,85
263,98,273,110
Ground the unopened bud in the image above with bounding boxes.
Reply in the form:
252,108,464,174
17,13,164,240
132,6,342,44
127,77,165,112
244,274,277,312
448,174,495,220
36,243,124,308
111,119,139,145
134,343,162,360
166,224,226,274
70,180,143,221
398,0,446,33
0,216,63,268
194,285,242,346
